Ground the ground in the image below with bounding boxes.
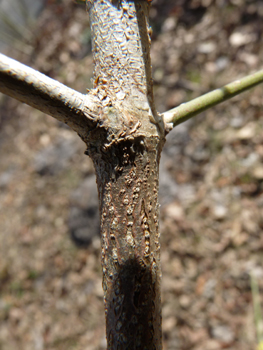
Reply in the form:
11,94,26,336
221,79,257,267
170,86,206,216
0,0,263,349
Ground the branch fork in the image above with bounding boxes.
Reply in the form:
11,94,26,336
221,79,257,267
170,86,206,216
0,1,263,349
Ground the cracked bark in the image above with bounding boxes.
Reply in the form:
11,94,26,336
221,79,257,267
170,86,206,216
86,1,165,348
92,135,163,349
0,1,262,348
0,1,166,348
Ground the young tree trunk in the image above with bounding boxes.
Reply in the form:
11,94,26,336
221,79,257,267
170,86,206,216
86,0,165,348
92,136,163,348
2,1,262,349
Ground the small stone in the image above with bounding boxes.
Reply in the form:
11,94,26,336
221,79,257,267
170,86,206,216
230,116,243,128
203,279,217,299
216,56,229,71
179,295,191,308
241,153,259,167
213,204,227,219
253,166,263,179
211,325,234,343
198,42,216,54
165,202,184,221
229,32,256,47
162,316,176,333
236,122,256,140
162,17,176,32
239,52,258,67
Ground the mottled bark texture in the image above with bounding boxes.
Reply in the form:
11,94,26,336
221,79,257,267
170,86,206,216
86,0,165,348
92,136,163,349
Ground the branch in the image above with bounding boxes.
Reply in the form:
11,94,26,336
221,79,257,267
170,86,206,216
0,53,99,140
163,69,263,128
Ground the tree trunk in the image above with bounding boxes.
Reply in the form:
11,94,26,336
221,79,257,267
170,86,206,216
93,136,163,348
86,0,165,348
1,0,263,349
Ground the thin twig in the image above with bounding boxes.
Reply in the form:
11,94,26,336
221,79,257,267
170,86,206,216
163,69,263,128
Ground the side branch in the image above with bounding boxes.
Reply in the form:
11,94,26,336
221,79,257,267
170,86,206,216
163,69,263,128
0,53,99,140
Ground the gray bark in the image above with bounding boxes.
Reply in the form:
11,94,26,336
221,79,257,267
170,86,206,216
86,1,165,348
0,53,100,141
0,1,166,348
0,1,262,348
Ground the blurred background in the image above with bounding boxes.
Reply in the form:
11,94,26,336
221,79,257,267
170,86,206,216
0,0,263,349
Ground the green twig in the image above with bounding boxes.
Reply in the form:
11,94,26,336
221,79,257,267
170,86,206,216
163,69,263,128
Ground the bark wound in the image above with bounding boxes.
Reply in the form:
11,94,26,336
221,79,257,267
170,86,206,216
89,135,163,349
